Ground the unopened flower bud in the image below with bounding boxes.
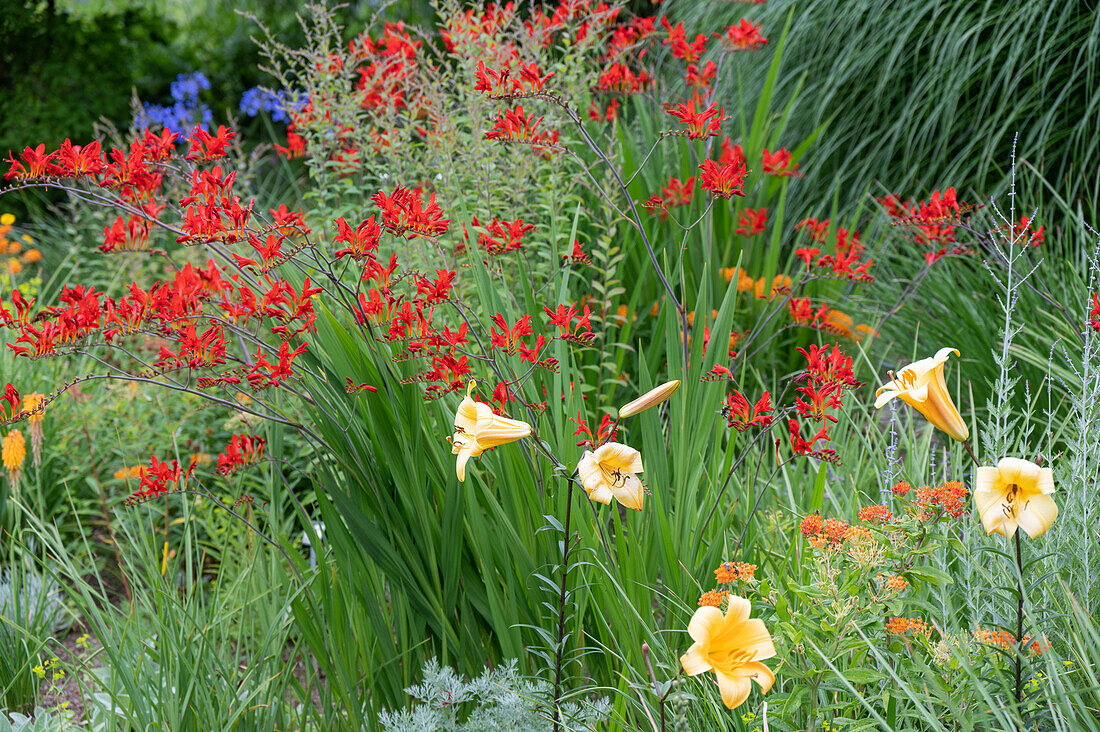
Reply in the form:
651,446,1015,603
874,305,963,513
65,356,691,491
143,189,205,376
617,380,681,419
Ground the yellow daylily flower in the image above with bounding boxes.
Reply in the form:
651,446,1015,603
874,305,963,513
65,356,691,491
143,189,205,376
875,347,969,441
577,442,645,510
974,457,1058,538
680,595,776,710
617,380,681,419
450,381,532,482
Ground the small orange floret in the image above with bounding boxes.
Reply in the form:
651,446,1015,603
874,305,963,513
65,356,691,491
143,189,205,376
698,589,730,607
715,561,758,583
885,574,909,591
892,481,911,496
858,504,893,524
886,617,929,636
800,513,823,537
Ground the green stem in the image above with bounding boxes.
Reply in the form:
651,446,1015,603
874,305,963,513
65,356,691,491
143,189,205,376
1015,530,1024,704
552,482,575,732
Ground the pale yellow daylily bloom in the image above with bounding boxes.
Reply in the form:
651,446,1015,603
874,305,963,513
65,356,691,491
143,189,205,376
577,442,645,510
617,380,681,419
450,381,532,482
875,347,969,441
974,457,1058,539
680,595,776,710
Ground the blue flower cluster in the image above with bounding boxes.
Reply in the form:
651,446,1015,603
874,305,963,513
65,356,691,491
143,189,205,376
239,86,306,124
133,72,214,139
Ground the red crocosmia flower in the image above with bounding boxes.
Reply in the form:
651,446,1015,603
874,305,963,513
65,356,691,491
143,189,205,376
667,100,726,139
796,217,830,242
485,105,546,143
718,137,746,167
698,158,747,199
788,418,839,462
794,247,821,268
51,139,106,177
186,125,235,162
416,269,456,304
489,314,534,353
216,434,266,475
724,18,768,50
4,144,55,180
723,390,774,431
798,344,862,388
660,17,707,62
125,455,192,505
372,187,451,238
271,204,311,237
573,410,619,448
762,148,799,177
587,99,619,122
333,215,382,260
345,378,379,394
701,364,734,382
142,128,181,160
735,207,768,236
489,382,516,412
595,63,652,94
684,60,717,88
1089,294,1100,332
1012,216,1044,246
1,383,20,422
794,382,843,423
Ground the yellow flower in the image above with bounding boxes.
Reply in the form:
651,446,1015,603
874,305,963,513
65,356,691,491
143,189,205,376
450,381,532,482
0,213,13,226
680,595,776,709
974,457,1058,538
617,380,680,419
874,347,969,441
577,441,645,510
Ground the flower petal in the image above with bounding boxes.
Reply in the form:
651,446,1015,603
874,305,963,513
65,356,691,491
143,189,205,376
687,606,725,644
740,661,775,694
593,442,643,474
1018,493,1058,538
715,670,753,710
731,618,776,661
874,387,900,409
679,643,712,676
611,473,645,511
724,594,752,624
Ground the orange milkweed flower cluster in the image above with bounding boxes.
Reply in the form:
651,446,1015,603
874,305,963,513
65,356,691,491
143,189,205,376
714,562,757,584
698,589,730,607
886,617,931,637
915,480,969,520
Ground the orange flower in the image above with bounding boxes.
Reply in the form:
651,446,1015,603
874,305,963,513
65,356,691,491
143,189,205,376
2,429,26,486
858,504,893,524
886,617,929,636
698,589,730,607
714,562,757,583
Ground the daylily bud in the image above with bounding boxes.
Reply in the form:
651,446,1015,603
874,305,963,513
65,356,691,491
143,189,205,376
617,380,681,419
874,348,968,441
